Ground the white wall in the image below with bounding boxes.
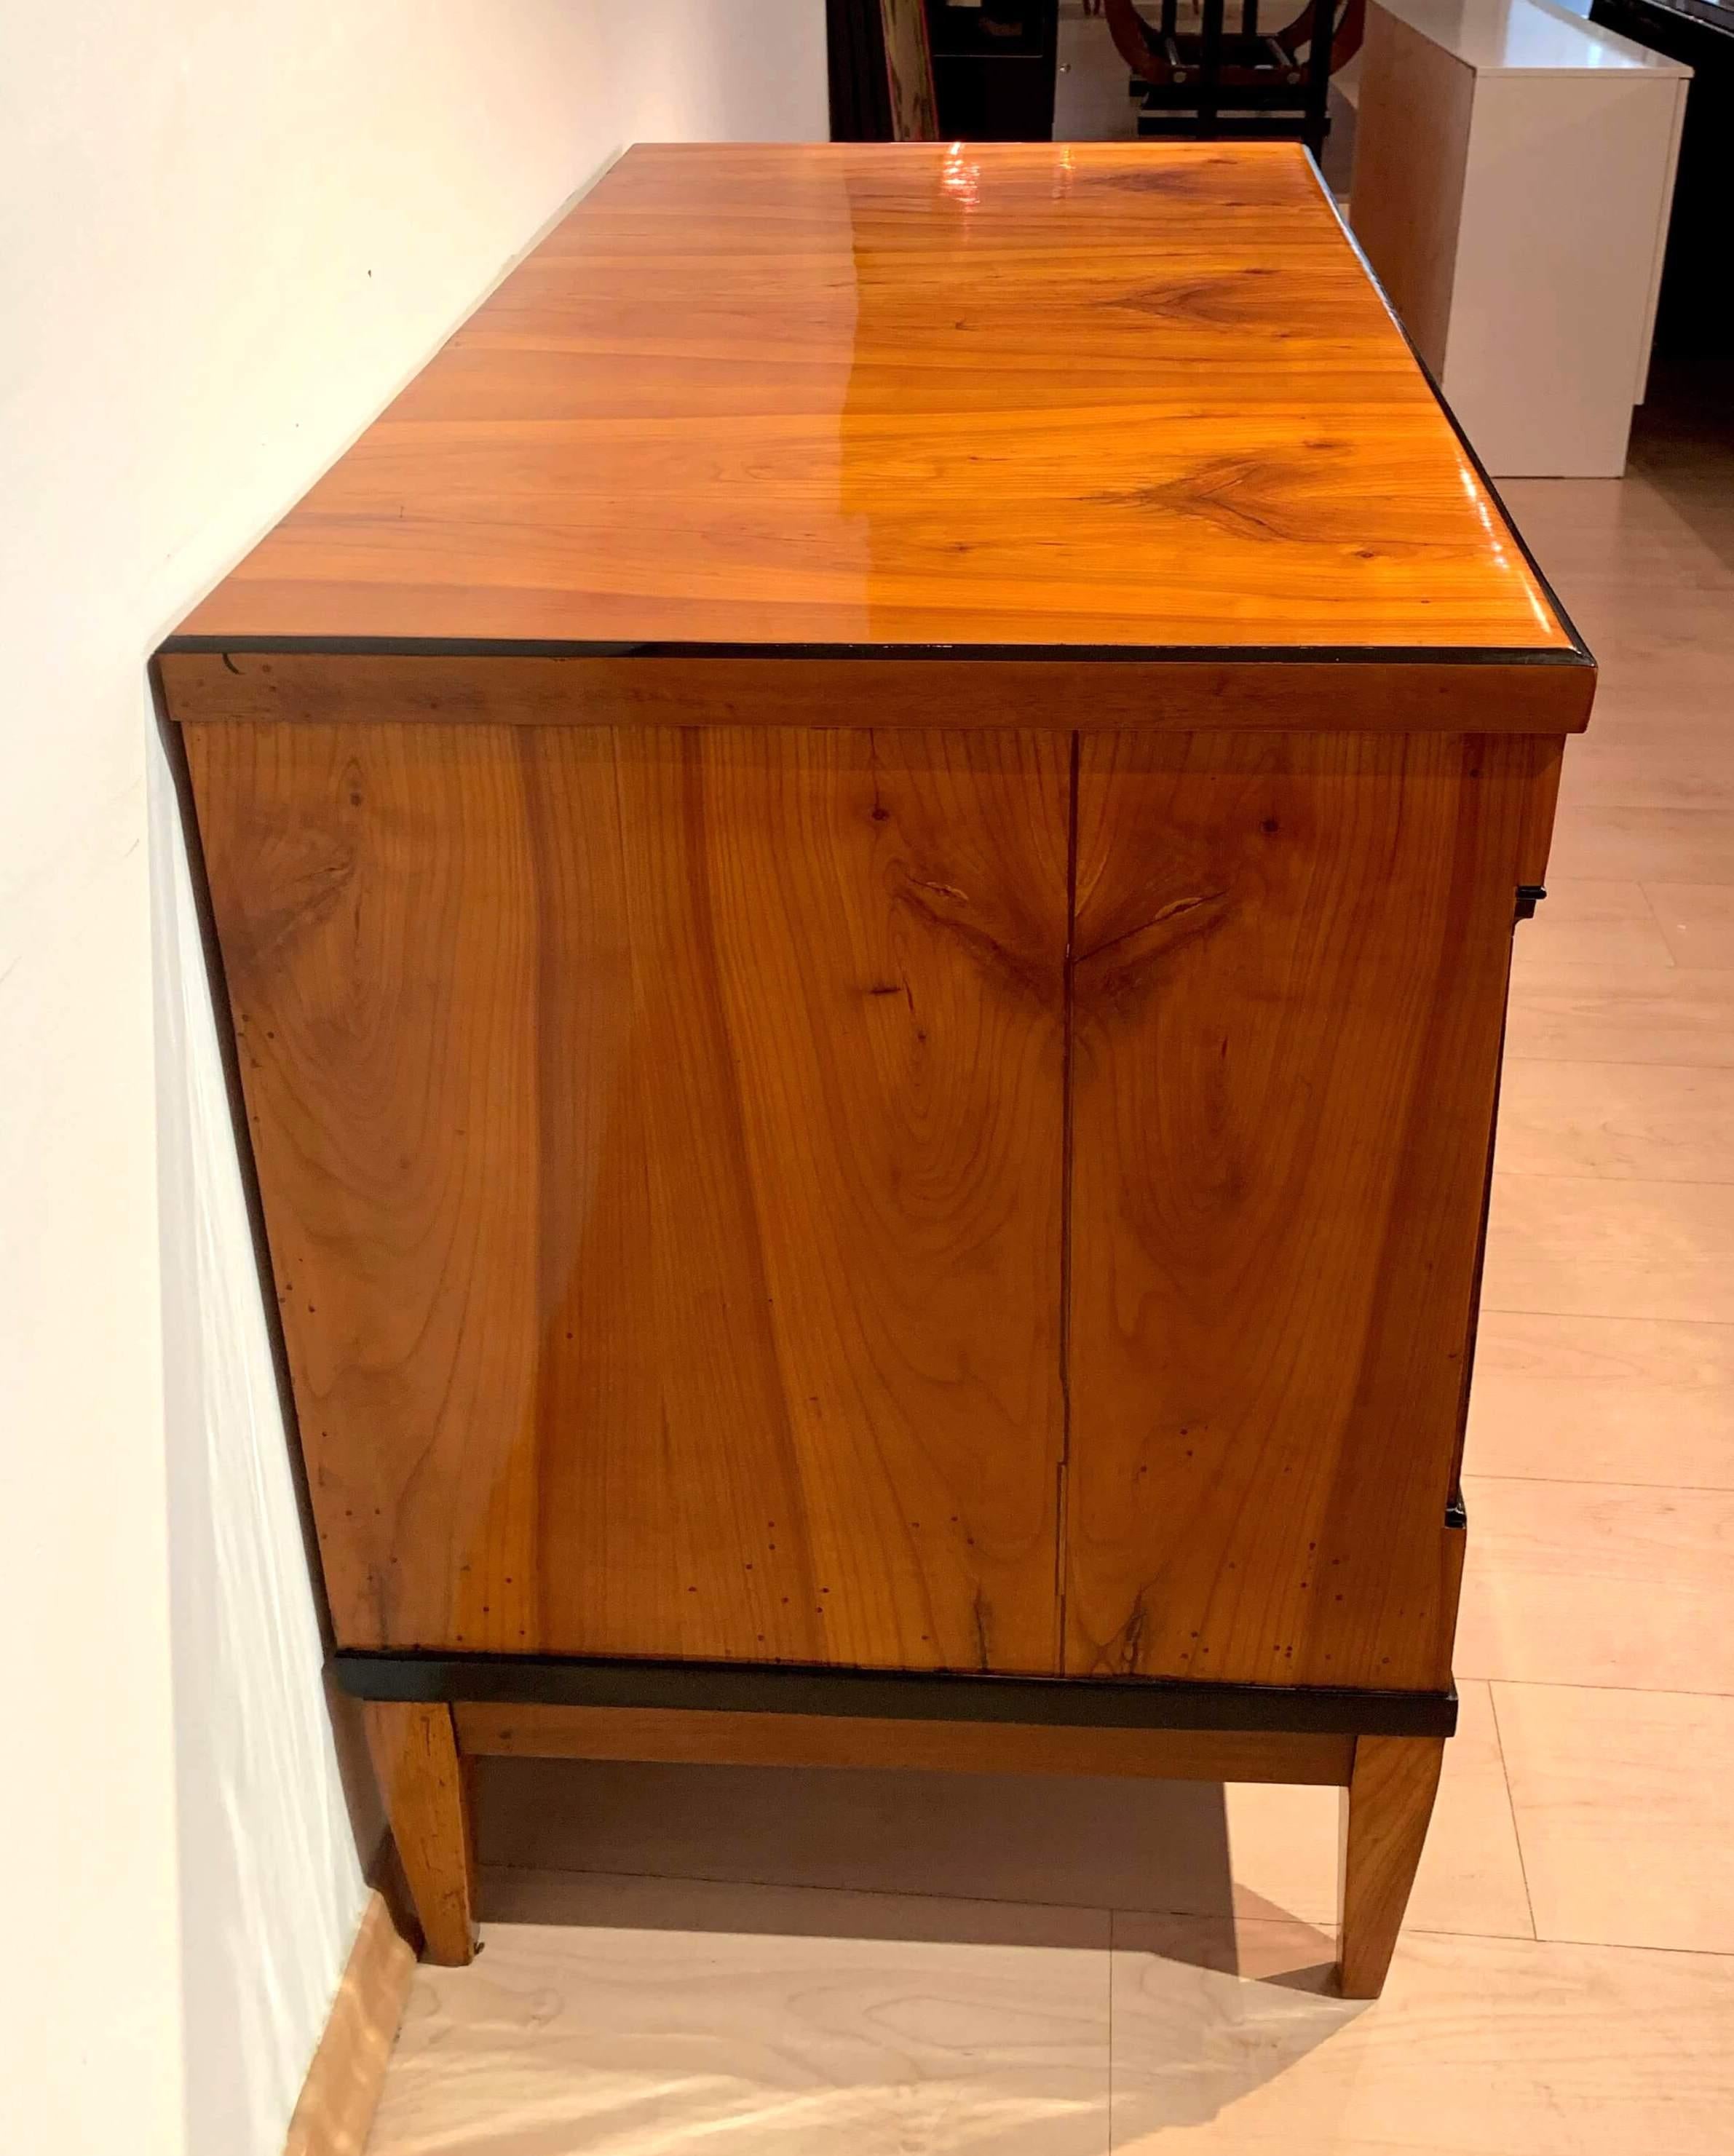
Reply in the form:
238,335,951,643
0,7,824,2152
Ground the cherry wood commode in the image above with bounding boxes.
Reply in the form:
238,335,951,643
158,141,1592,1997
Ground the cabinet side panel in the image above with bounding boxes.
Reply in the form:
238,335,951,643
184,720,1069,1673
1348,8,1475,374
184,719,547,1654
1064,729,1541,1690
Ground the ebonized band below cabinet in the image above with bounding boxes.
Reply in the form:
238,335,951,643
157,142,1594,1997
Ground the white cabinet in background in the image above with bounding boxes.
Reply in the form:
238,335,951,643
1350,0,1690,477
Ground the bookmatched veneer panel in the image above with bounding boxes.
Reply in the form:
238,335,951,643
186,720,1069,1672
1064,730,1552,1691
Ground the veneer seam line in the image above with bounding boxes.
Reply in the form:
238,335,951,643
1054,729,1081,1672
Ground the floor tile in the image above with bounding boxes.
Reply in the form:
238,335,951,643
1494,1683,1734,1956
1557,728,1734,812
1577,667,1734,718
1510,880,1676,970
1495,1058,1734,1182
1584,654,1734,719
1454,1473,1734,1692
1647,882,1734,970
1547,807,1734,885
1554,594,1734,673
1545,584,1734,652
1466,1309,1734,1488
1483,1170,1734,1324
1504,961,1734,1067
1497,487,1716,584
1109,1918,1734,2152
369,1874,1112,2156
1503,465,1722,549
1567,599,1734,659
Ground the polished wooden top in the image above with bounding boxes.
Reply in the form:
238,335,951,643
170,142,1576,657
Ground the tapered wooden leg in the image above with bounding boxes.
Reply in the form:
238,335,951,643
1337,1733,1445,1999
363,1702,478,1966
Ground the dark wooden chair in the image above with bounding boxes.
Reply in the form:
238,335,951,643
1104,0,1363,154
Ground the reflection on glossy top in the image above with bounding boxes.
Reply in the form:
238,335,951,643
174,143,1572,654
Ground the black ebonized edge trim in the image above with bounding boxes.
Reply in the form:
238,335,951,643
1302,154,1595,671
157,633,1594,668
334,1650,1460,1739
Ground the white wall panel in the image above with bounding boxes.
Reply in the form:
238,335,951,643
0,8,823,2150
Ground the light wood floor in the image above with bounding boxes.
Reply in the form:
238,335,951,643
365,394,1734,2153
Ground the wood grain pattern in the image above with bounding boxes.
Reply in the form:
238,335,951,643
159,649,1594,737
185,719,1069,1672
454,1701,1355,1784
165,142,1575,660
1338,1733,1446,1997
282,1890,416,2156
1064,732,1545,1692
363,1704,477,1967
